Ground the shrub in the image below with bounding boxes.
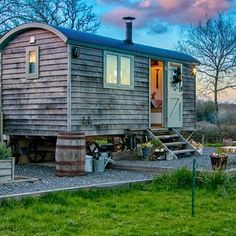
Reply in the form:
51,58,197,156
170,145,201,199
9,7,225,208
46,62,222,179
190,125,236,143
151,168,230,191
0,142,12,159
197,171,229,190
151,167,192,190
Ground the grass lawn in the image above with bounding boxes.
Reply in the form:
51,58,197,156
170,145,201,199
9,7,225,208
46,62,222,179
1,174,236,235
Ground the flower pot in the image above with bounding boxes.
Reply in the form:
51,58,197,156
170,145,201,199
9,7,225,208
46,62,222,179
210,154,228,171
142,148,152,159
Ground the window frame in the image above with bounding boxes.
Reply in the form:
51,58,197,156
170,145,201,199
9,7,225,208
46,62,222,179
104,51,134,90
26,46,39,79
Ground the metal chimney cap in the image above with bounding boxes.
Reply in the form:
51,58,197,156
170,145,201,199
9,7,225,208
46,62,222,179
122,16,136,22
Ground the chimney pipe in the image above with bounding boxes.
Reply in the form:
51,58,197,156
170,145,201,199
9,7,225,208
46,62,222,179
122,16,135,44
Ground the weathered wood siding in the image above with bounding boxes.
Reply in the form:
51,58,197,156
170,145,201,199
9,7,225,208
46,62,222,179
182,64,196,130
1,29,68,136
70,46,149,136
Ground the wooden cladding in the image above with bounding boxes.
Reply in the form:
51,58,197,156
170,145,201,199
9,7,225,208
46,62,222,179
1,29,68,136
70,45,150,136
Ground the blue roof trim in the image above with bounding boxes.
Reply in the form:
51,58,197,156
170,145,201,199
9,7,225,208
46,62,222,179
55,26,199,64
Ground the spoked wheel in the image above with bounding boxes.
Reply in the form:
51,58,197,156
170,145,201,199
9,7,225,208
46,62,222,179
27,141,46,163
112,137,125,152
9,138,20,164
86,141,100,156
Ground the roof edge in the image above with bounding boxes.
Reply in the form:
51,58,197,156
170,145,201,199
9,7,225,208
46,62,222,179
67,39,200,65
0,23,68,49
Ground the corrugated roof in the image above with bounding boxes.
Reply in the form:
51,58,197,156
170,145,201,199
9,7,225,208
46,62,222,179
55,26,199,64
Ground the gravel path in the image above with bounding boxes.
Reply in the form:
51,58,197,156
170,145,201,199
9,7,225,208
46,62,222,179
115,147,216,170
1,147,235,197
0,167,155,197
115,147,236,170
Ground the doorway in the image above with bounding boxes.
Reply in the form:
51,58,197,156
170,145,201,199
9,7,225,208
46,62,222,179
150,60,164,128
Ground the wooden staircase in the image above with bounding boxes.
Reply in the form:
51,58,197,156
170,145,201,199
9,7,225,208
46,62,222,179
147,128,201,160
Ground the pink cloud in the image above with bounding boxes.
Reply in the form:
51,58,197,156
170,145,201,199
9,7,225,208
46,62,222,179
102,7,145,27
101,0,233,31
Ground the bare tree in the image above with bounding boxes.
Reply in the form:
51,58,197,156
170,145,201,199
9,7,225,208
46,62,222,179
177,13,236,126
0,0,24,35
0,0,100,35
61,0,100,32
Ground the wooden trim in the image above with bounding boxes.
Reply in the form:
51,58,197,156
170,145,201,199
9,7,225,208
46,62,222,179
0,52,2,140
26,46,39,79
148,58,151,128
194,65,197,129
0,51,1,96
163,61,168,128
67,45,72,132
0,52,2,79
0,23,68,50
103,51,134,90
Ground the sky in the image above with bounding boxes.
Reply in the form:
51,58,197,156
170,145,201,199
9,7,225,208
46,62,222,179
90,0,236,102
93,0,236,49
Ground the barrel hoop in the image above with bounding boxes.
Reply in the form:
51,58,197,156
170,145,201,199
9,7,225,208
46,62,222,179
57,136,85,140
56,161,84,166
56,145,86,149
56,170,84,175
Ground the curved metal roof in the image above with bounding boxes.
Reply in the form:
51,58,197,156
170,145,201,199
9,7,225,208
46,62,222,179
0,23,199,64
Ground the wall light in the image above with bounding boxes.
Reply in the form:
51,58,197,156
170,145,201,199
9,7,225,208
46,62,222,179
192,66,197,77
29,36,35,44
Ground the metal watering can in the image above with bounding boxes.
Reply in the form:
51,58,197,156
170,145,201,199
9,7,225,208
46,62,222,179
94,152,111,173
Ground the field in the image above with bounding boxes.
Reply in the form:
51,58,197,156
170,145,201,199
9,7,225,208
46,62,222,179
1,171,236,235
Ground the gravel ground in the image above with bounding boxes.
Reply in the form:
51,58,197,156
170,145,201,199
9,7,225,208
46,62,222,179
0,168,155,197
1,147,235,197
116,147,216,170
116,147,236,170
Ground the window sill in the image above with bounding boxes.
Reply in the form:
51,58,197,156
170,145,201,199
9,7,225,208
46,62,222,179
104,83,134,91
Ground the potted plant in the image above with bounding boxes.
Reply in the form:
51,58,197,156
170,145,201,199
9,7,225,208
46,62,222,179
0,142,14,181
141,142,153,159
210,148,228,171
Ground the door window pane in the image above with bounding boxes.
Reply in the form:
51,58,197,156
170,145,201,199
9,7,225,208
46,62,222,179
120,56,131,85
106,54,118,84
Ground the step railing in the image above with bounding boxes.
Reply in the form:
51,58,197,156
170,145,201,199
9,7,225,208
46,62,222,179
146,129,178,160
172,128,202,156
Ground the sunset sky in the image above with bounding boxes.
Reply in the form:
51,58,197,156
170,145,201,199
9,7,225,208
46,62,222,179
91,0,236,102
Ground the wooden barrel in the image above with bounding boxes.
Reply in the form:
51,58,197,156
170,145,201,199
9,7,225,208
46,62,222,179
55,132,86,177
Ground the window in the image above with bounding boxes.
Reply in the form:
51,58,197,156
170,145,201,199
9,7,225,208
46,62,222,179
26,46,39,79
104,51,134,89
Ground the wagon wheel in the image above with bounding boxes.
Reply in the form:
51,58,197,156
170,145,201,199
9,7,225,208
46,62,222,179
9,139,20,164
113,137,125,152
86,141,99,156
27,142,46,163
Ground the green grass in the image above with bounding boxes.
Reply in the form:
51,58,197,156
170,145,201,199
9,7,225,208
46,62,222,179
205,143,224,147
1,174,236,235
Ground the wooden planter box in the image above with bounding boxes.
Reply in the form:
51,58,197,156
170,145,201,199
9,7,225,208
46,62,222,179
0,158,15,182
210,155,228,171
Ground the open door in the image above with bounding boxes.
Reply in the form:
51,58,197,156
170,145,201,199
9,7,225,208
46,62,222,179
150,60,164,128
166,62,183,128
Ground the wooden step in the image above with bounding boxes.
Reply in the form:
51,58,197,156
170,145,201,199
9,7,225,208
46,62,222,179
151,130,171,136
156,134,179,139
172,149,195,155
165,141,187,146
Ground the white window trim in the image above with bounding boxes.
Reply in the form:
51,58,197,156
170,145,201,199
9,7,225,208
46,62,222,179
26,46,39,79
104,51,134,90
